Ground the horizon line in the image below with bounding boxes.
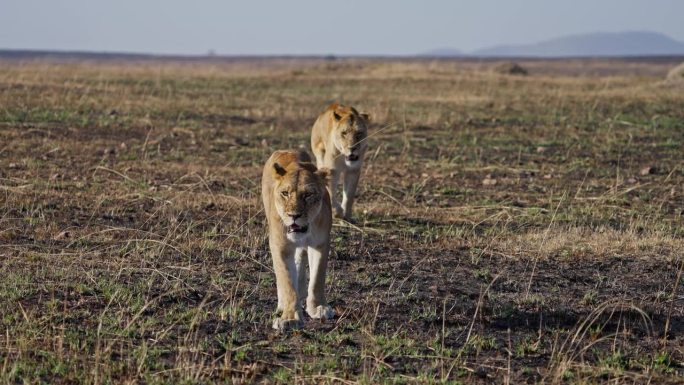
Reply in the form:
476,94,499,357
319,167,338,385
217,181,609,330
2,48,684,61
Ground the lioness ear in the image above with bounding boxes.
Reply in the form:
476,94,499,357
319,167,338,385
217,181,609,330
333,111,342,121
273,162,287,178
360,113,370,122
315,167,332,183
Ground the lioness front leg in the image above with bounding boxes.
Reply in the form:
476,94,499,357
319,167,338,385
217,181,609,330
272,246,303,331
312,147,325,170
329,169,343,219
306,243,335,320
341,168,361,221
295,247,308,307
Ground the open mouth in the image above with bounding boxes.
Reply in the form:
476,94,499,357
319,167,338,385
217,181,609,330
288,224,309,233
346,154,359,162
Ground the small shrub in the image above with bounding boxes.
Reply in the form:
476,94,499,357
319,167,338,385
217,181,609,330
493,61,529,76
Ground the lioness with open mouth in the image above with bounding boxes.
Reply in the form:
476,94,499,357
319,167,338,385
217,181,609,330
261,150,335,331
311,103,370,221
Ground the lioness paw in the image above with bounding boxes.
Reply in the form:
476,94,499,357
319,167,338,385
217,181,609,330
307,305,336,320
333,205,344,219
272,318,303,332
342,212,355,223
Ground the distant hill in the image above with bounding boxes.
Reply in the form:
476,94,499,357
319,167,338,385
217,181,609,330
426,31,684,58
420,48,465,57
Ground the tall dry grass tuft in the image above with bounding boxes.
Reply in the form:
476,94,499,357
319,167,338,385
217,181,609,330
548,300,653,384
665,62,684,85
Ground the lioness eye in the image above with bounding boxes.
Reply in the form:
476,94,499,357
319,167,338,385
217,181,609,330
280,191,289,198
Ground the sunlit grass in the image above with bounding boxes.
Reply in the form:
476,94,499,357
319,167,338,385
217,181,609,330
0,58,683,384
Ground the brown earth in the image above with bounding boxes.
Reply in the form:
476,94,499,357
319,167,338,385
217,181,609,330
0,57,683,384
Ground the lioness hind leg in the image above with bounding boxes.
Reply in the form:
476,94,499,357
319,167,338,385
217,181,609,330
305,244,335,320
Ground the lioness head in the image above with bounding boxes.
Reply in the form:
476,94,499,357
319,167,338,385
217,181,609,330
272,154,330,242
331,106,370,168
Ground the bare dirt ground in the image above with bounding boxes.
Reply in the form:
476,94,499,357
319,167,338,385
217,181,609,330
1,57,683,384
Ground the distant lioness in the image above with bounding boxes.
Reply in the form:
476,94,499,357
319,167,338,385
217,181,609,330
311,103,370,221
261,150,335,331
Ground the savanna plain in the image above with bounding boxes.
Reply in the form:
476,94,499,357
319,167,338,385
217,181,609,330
0,57,683,384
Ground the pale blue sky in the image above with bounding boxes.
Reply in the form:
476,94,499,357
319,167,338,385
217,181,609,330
1,0,682,55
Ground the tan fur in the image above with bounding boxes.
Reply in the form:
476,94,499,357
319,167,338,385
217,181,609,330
261,150,335,331
311,103,370,220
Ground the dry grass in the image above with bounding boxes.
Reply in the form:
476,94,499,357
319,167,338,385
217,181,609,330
665,62,684,85
0,57,683,384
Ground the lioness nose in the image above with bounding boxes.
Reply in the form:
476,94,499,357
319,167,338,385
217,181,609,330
289,213,302,219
